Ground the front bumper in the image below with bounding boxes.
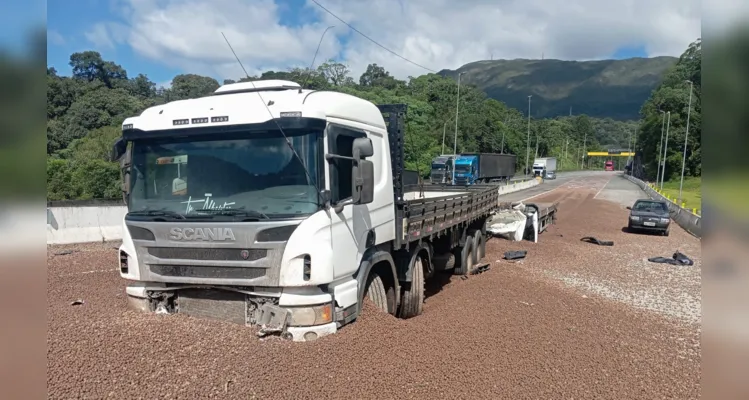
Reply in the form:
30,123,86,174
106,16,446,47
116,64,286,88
125,284,339,342
629,220,669,231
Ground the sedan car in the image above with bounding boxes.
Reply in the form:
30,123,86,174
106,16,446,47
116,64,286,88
544,171,556,180
627,199,671,236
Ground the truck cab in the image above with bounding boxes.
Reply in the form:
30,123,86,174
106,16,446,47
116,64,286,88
453,155,477,185
429,155,455,184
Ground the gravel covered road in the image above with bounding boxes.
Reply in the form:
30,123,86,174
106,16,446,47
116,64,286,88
48,172,700,399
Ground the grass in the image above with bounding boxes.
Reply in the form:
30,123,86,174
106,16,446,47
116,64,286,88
707,174,749,218
656,177,701,213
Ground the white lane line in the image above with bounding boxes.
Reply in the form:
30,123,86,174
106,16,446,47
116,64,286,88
519,179,577,202
593,175,614,199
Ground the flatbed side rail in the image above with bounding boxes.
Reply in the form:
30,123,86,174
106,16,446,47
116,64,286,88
401,186,498,243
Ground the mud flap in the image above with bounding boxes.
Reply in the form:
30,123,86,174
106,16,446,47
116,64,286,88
255,303,291,338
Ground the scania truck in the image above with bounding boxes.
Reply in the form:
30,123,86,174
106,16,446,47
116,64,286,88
111,80,499,341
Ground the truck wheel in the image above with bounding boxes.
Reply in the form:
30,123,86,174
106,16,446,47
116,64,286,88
399,253,425,318
469,230,486,263
363,273,389,314
453,236,474,276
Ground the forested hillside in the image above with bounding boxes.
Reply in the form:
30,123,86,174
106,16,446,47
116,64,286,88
440,56,677,120
635,39,701,181
47,52,639,201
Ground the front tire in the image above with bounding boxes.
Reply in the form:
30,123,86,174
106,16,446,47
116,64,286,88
364,273,389,313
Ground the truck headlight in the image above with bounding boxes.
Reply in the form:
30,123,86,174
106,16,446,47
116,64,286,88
287,303,333,327
630,216,640,221
660,218,670,223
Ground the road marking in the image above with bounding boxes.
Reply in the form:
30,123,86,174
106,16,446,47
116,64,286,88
593,176,614,199
519,180,576,202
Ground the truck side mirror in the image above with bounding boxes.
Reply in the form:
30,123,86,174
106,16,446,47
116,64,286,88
111,137,127,162
352,159,374,205
352,137,374,159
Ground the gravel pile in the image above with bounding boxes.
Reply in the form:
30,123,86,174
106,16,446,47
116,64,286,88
47,176,700,399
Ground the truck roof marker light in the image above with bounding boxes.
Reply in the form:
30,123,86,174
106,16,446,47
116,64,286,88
280,111,302,118
122,124,133,130
211,116,229,123
191,117,208,124
173,119,189,126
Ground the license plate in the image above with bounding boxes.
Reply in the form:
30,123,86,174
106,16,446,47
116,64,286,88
644,222,656,227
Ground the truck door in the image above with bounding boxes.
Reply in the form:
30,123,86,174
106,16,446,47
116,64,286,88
326,124,370,278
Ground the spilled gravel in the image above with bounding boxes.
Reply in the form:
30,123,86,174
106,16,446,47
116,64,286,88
47,175,700,399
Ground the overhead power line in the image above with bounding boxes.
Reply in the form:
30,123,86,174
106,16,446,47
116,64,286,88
309,0,437,73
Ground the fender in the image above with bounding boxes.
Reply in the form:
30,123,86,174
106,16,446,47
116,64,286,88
354,247,400,315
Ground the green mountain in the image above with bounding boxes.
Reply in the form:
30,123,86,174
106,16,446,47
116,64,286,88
439,56,677,121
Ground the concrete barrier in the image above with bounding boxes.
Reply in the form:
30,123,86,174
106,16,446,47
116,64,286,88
47,200,126,245
498,178,539,195
622,174,701,238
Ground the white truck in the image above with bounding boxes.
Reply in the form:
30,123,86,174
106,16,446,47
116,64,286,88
111,80,499,341
532,157,557,177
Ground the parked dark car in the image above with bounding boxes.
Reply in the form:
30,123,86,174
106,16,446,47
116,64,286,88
544,171,556,180
627,199,671,236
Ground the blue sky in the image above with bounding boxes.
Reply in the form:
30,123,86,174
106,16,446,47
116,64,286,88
41,0,657,85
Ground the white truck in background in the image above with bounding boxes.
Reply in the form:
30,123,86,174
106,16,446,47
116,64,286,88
111,80,499,342
532,157,557,177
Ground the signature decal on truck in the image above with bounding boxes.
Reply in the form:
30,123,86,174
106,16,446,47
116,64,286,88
169,227,236,241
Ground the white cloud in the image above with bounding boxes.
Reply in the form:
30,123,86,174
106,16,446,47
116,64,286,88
48,30,66,46
98,0,701,81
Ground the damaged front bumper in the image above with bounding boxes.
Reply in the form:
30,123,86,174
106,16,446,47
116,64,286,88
125,284,338,342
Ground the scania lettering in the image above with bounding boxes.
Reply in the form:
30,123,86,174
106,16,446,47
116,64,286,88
168,227,236,241
112,80,499,341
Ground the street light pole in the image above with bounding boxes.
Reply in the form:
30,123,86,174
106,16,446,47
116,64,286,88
679,80,694,204
526,95,532,176
656,110,666,185
581,131,587,170
660,111,671,190
452,72,466,184
442,120,449,155
500,115,509,154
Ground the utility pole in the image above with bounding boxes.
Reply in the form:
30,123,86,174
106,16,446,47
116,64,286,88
656,110,666,185
580,131,587,170
526,95,532,176
660,111,671,190
453,72,466,184
679,80,694,204
564,137,569,169
500,115,509,154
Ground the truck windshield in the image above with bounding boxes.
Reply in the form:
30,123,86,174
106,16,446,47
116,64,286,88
431,163,445,170
128,129,322,219
455,164,470,173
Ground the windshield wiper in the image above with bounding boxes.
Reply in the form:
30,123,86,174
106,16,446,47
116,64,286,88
128,209,186,219
192,207,271,220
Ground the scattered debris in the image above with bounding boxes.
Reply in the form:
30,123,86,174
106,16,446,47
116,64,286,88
648,251,694,266
54,250,78,256
580,236,614,246
503,250,527,260
70,299,84,306
518,301,534,306
469,262,490,275
224,380,233,393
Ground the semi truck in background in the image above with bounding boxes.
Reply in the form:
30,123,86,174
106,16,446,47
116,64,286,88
453,153,517,185
111,80,500,342
605,160,614,171
429,155,456,184
532,157,557,177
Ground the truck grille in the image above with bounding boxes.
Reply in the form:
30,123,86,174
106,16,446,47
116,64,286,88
148,247,266,261
150,265,266,280
177,289,247,325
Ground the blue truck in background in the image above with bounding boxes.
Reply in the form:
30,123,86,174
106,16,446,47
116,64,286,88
453,153,517,185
